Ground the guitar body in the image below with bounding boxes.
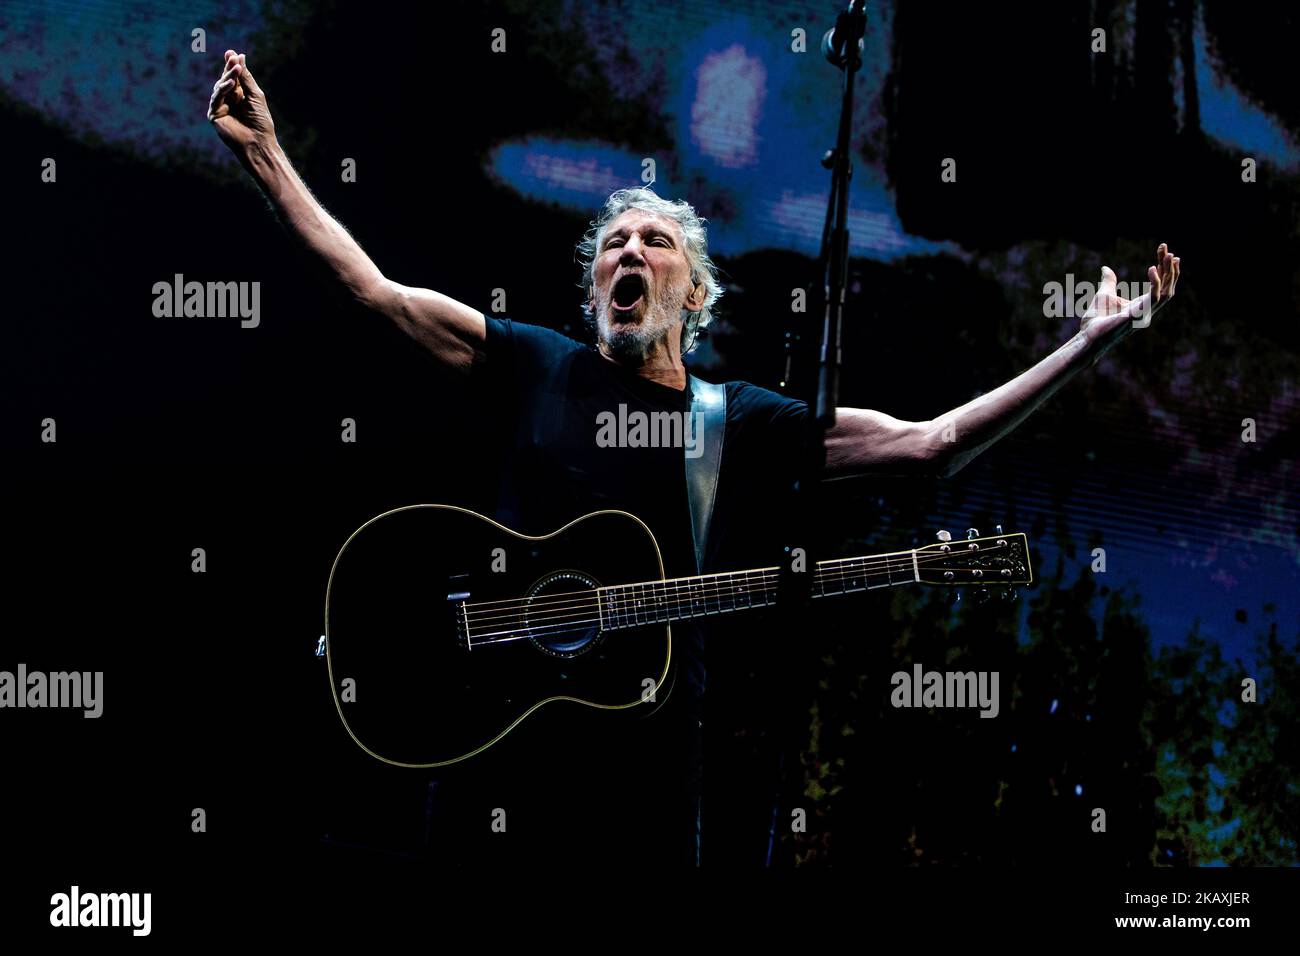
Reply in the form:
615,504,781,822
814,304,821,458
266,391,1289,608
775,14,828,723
324,505,673,767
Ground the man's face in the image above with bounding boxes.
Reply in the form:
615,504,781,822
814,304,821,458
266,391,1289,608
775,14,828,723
590,208,701,364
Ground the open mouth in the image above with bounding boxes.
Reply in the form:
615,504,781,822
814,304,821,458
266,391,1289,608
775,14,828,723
611,273,646,313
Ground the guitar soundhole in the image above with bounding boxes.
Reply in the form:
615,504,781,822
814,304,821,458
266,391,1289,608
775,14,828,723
525,570,604,659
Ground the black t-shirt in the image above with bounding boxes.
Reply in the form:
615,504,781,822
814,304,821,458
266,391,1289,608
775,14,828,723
465,317,809,864
477,317,809,686
480,319,807,558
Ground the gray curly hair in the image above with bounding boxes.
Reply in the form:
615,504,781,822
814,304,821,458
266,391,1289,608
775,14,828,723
576,187,723,354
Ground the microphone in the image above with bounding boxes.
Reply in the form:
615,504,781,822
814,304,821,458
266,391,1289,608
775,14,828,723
821,0,868,68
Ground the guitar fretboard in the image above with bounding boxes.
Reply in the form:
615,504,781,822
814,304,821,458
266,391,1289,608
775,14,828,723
596,551,918,630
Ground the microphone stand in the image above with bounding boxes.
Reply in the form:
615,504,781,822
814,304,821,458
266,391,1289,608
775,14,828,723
767,0,870,869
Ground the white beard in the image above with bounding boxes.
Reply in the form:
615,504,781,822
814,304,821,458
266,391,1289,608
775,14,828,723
594,274,691,364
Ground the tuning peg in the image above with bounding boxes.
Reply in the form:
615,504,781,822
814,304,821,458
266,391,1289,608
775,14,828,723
999,588,1019,603
994,524,1004,535
936,530,952,542
945,589,962,606
966,528,980,540
975,587,992,605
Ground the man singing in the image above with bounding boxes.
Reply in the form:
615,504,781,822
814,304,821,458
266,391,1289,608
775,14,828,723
209,50,1180,866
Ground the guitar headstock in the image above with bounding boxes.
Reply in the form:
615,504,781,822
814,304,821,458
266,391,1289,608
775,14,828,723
915,527,1033,586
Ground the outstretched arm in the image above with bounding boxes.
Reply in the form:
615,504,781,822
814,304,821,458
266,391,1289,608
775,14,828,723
823,244,1181,479
207,50,485,373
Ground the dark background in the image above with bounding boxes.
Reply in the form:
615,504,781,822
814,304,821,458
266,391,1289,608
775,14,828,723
2,0,1297,923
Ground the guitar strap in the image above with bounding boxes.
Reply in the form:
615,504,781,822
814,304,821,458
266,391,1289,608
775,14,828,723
683,375,726,867
685,376,727,574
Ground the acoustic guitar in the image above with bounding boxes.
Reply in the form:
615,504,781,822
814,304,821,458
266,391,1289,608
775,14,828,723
321,504,1032,767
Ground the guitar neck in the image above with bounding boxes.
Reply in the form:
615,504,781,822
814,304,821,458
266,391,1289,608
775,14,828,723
597,549,919,631
456,530,1025,648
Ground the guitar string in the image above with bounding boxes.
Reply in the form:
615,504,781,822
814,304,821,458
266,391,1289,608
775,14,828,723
462,545,1011,625
462,544,1009,618
460,546,997,609
462,549,1014,630
463,552,1019,642
466,567,973,645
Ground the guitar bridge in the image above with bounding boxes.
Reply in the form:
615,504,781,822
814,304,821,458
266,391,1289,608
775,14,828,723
448,574,472,650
